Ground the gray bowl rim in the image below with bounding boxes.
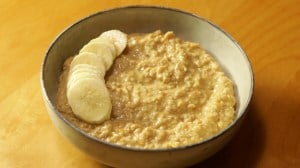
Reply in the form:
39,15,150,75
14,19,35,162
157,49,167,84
40,5,254,152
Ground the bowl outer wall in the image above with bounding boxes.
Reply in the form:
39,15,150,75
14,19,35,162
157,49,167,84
41,6,254,168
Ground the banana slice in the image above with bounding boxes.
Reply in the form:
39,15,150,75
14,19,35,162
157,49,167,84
68,72,99,90
67,29,128,124
67,77,111,124
70,52,106,75
99,30,127,55
69,62,103,77
68,64,101,89
90,39,117,57
79,42,114,70
68,74,99,94
69,64,101,81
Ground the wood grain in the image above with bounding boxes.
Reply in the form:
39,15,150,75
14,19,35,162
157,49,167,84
0,0,299,167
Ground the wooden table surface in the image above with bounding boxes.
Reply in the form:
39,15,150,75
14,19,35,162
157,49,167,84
1,0,299,167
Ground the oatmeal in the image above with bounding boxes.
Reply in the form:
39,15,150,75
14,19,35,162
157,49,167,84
57,30,236,149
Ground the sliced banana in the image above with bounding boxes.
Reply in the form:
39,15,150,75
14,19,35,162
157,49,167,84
90,38,117,57
70,52,106,75
68,74,99,94
67,78,111,124
79,42,114,70
68,72,99,90
68,64,101,89
99,30,127,55
67,29,127,124
69,64,102,78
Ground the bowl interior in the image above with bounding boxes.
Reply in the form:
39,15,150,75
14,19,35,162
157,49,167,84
42,6,253,137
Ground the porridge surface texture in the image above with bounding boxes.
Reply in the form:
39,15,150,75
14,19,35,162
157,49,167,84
57,30,236,149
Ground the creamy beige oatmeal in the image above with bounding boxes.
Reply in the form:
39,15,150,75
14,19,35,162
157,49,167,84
57,30,236,149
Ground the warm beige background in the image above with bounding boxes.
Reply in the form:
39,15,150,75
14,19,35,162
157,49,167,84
0,0,299,167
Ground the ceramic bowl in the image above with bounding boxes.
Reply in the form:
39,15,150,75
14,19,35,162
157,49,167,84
41,6,254,168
